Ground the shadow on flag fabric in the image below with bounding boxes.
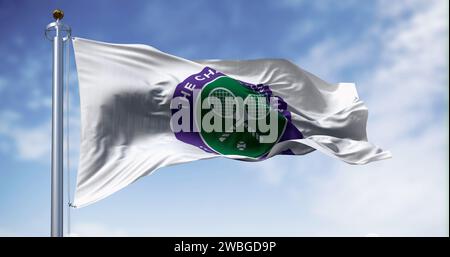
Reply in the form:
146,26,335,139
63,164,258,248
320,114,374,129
71,37,391,207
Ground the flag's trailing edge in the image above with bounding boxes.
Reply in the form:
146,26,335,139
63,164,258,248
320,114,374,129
71,37,391,208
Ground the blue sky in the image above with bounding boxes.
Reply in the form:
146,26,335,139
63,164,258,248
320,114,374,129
0,0,448,236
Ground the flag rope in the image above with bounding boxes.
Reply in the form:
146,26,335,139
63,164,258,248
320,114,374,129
65,37,72,236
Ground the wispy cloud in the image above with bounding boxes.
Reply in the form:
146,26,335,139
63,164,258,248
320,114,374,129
13,122,51,161
255,0,448,236
0,110,50,162
0,99,79,164
319,0,448,236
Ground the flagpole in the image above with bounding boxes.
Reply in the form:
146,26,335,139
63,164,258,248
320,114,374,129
45,9,71,237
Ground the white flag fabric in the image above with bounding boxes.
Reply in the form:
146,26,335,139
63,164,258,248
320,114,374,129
72,37,391,207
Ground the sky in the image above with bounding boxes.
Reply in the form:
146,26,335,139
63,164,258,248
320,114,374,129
0,0,448,236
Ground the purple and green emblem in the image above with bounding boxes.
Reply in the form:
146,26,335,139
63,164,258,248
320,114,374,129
171,67,303,160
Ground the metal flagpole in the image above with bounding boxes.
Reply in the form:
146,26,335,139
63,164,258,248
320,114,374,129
45,9,71,237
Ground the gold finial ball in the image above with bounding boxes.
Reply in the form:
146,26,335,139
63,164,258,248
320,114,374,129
52,9,64,20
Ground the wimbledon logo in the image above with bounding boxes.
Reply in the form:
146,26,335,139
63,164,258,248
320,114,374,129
170,67,303,160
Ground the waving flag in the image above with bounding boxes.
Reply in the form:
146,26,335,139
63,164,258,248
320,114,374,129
72,37,391,207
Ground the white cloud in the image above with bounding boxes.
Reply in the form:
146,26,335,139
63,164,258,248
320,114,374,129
0,104,80,163
0,110,20,155
376,0,429,20
0,61,80,162
0,110,49,162
281,0,360,11
12,123,51,161
299,37,373,82
256,0,448,236
309,125,447,236
325,0,448,236
248,158,288,186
